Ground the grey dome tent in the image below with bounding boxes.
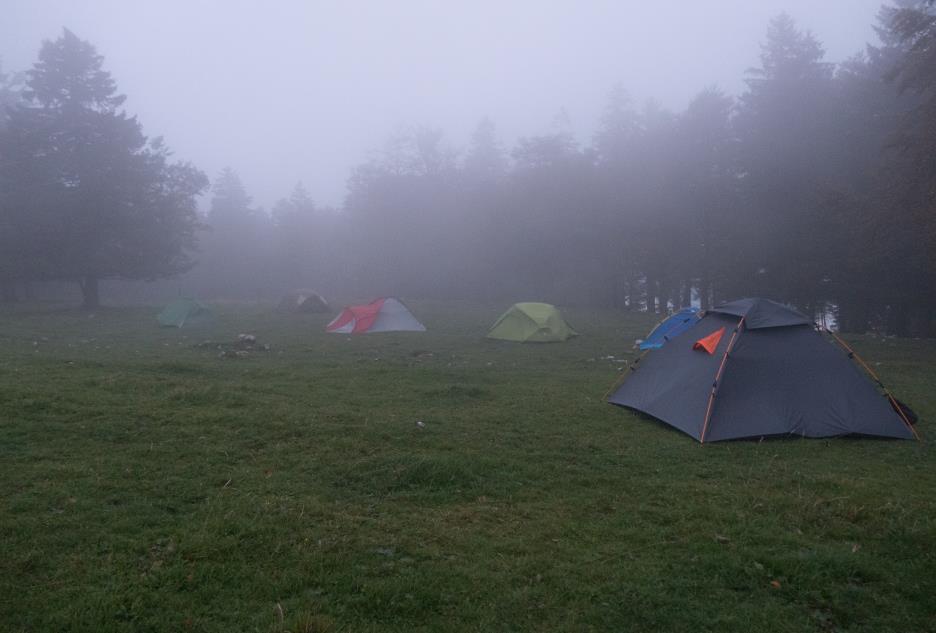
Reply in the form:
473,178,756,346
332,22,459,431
277,290,329,313
608,298,918,443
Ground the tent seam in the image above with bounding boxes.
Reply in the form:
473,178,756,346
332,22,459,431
700,316,745,444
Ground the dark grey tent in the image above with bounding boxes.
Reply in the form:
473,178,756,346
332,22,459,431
608,298,917,442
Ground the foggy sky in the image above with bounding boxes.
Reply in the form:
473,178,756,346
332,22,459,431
3,1,884,210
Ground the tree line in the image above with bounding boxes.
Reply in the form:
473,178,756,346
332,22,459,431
1,4,935,335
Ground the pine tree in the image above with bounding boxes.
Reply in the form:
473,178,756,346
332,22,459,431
201,168,272,299
735,13,837,312
464,117,507,183
0,30,207,307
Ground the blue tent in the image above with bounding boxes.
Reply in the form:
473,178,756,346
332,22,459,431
639,307,701,350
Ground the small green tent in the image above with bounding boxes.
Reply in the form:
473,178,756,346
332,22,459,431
157,298,211,328
486,302,578,342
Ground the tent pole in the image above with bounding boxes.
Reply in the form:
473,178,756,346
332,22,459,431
700,316,745,444
823,328,920,441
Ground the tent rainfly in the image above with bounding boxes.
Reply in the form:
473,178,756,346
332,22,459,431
325,297,425,334
486,302,578,342
639,307,701,350
157,298,211,328
608,298,918,442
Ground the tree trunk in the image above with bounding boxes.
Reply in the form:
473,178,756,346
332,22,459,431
644,275,654,313
837,299,868,334
0,281,17,303
80,276,100,309
622,273,632,311
887,302,908,337
656,280,668,314
699,278,711,311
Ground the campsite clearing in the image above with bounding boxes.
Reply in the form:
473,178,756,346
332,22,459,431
0,301,934,632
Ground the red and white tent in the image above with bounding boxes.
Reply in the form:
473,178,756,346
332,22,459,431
325,297,426,334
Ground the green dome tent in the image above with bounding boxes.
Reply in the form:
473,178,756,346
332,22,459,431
486,303,578,342
157,298,211,328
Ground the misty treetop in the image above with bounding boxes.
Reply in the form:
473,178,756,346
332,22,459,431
2,5,936,336
324,6,934,335
0,29,207,307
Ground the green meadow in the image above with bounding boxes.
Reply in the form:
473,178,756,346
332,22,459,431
0,301,933,632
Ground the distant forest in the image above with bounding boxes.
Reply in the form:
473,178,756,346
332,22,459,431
1,5,935,336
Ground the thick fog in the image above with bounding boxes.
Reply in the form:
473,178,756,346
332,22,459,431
3,0,881,208
3,1,934,336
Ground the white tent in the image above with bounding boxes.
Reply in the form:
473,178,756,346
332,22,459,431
326,297,426,334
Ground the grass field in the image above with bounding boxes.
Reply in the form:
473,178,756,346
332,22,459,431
1,300,934,632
